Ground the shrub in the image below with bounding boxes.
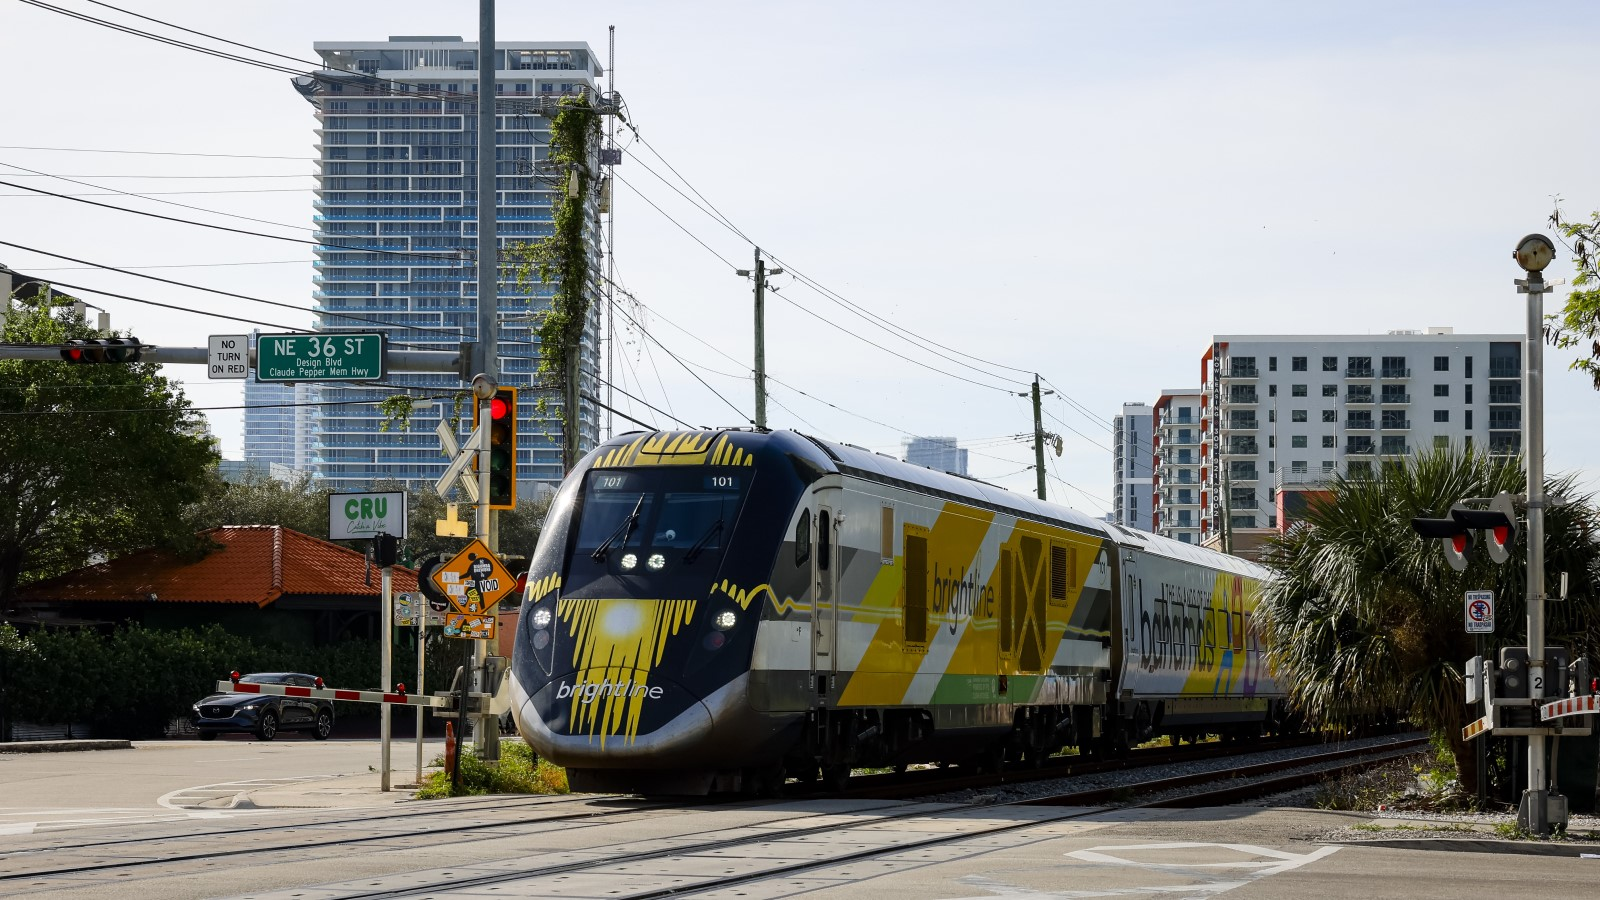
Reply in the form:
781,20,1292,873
415,741,568,799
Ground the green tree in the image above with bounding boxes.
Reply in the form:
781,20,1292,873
186,468,332,538
1257,447,1600,793
1548,206,1600,389
0,291,217,601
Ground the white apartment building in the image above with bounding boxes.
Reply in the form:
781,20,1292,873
1112,402,1153,532
1150,389,1206,543
1198,329,1523,548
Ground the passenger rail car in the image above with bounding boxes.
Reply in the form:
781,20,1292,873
510,429,1284,794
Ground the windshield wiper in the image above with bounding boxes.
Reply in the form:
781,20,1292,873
590,494,645,562
682,518,724,563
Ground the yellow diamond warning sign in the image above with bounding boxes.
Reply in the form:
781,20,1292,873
429,539,514,617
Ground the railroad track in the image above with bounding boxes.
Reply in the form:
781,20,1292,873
227,735,1426,900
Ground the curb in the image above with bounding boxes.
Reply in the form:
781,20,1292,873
0,739,133,753
1332,837,1600,857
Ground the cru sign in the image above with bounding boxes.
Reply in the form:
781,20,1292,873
256,332,385,382
329,491,407,540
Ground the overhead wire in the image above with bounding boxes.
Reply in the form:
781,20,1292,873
0,145,307,161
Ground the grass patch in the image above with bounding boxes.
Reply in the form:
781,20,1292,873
415,740,569,799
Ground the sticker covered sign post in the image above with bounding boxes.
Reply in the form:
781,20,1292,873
428,538,515,640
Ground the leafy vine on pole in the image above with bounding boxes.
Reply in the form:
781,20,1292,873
508,93,600,470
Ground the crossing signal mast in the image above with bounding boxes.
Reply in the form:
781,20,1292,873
472,386,517,509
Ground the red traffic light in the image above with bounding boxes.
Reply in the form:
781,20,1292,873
490,396,512,420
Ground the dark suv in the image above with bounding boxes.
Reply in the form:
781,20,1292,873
193,673,334,741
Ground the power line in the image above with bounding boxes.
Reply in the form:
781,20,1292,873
1,187,308,198
0,172,313,180
610,173,740,270
0,145,307,161
0,392,457,417
0,240,465,341
24,260,306,271
0,179,466,261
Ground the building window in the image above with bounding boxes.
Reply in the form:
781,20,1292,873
1434,355,1450,371
1269,356,1278,371
1292,384,1307,397
1269,384,1277,397
1465,384,1473,403
1466,410,1473,429
1322,409,1337,423
1465,356,1474,378
1267,408,1276,422
1268,435,1276,448
1322,384,1337,397
1292,356,1308,372
1292,409,1308,423
1435,435,1450,449
1322,435,1335,448
1291,435,1308,448
1349,461,1372,478
1434,384,1449,397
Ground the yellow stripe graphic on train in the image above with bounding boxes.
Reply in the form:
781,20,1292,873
592,432,755,468
556,597,697,745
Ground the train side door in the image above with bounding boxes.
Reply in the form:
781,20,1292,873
811,506,837,683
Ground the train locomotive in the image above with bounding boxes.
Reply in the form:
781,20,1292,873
510,428,1285,794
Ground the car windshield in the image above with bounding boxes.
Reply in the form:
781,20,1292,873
239,674,292,685
568,467,751,591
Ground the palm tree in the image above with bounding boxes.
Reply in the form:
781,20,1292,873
1257,446,1600,794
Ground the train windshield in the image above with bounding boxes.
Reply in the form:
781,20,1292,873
568,468,751,591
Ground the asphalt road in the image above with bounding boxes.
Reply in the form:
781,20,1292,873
0,737,438,834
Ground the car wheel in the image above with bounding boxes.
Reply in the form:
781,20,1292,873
256,710,279,741
198,731,218,741
313,710,333,740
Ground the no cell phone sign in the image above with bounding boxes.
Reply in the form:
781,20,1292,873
1465,590,1495,634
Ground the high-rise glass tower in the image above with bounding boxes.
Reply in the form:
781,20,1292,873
242,331,314,473
293,36,602,493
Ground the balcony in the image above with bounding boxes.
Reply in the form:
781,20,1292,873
1380,367,1411,379
1221,417,1259,431
1345,366,1375,379
1489,365,1521,379
1345,389,1374,404
1379,392,1411,404
1229,468,1260,483
1227,439,1259,455
1226,365,1259,379
1379,442,1410,456
1344,418,1375,430
1226,390,1260,405
1345,443,1375,455
1380,417,1410,430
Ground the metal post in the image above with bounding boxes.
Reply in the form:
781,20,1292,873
415,616,426,787
1520,265,1553,833
474,0,498,381
379,559,393,792
1031,377,1046,500
753,248,767,430
473,396,491,752
604,24,616,441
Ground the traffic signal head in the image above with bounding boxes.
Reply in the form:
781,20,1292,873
60,337,142,364
1451,493,1518,565
473,386,517,509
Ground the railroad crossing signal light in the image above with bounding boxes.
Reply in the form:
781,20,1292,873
1411,493,1519,571
472,386,517,509
59,337,142,364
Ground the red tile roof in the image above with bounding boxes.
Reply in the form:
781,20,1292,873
17,526,420,606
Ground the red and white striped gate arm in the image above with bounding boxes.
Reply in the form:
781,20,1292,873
1541,695,1600,722
215,679,453,709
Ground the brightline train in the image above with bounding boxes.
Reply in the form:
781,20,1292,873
510,429,1284,794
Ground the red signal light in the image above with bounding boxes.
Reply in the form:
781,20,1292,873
1451,534,1468,555
490,396,511,420
1492,525,1509,547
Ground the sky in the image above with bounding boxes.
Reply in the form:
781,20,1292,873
2,0,1598,515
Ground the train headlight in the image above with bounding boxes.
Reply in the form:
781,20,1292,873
620,552,638,571
531,608,552,629
647,553,666,571
712,610,738,631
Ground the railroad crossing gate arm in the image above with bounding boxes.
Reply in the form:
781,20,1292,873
1542,694,1600,725
216,679,486,711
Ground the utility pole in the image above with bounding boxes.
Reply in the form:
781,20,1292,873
737,249,781,429
471,0,498,759
473,0,497,384
1016,375,1057,501
603,24,616,441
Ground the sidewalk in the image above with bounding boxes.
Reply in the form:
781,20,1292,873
238,766,446,809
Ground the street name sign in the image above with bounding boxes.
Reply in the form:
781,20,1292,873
329,491,407,540
257,332,385,382
207,334,248,379
1465,590,1495,634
